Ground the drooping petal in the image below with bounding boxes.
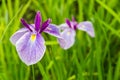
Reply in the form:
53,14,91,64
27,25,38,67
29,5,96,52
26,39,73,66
58,29,76,49
59,23,69,31
20,19,32,32
34,11,41,31
16,32,46,65
44,24,61,38
10,28,29,45
57,38,66,49
77,21,95,37
40,19,51,33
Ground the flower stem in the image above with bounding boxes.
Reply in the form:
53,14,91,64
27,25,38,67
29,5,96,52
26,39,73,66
45,41,58,45
32,65,35,80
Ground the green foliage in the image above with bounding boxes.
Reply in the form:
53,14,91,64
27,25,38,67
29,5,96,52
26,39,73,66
0,0,120,80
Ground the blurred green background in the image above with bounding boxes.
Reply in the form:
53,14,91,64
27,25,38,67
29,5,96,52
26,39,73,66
0,0,120,80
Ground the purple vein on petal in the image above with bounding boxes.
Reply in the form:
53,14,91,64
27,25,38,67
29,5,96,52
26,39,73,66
40,18,51,33
66,19,71,28
34,11,41,32
16,32,46,65
20,18,32,32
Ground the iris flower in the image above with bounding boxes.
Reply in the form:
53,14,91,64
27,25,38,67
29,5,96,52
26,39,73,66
10,11,61,65
58,17,95,49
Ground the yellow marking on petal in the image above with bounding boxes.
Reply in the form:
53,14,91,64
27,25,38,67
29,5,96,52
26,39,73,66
30,34,36,42
67,31,70,36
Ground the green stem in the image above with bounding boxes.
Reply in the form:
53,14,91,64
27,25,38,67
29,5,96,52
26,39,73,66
45,41,58,45
32,65,35,80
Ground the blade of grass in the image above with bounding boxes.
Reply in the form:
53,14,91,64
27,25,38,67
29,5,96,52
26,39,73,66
96,0,120,23
37,62,49,80
0,6,22,43
113,53,120,80
95,15,120,38
7,0,13,19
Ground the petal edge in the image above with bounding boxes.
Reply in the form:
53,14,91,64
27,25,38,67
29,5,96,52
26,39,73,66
10,28,28,45
16,32,46,65
77,21,95,37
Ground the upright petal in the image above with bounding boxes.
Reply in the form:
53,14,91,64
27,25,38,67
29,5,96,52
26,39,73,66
77,21,95,37
34,11,41,31
58,29,76,49
16,32,46,65
43,24,61,38
40,19,51,33
71,21,78,30
10,28,29,45
72,16,76,22
66,19,71,28
21,19,32,32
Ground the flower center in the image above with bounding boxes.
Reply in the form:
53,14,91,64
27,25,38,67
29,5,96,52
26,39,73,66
30,34,36,42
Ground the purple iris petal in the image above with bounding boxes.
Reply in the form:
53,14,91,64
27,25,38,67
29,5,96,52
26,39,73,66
10,28,29,45
70,21,78,30
57,38,66,48
34,11,41,32
66,19,71,28
72,16,76,22
16,32,46,65
21,19,32,32
44,24,61,38
77,21,95,37
40,19,51,33
10,11,62,65
58,28,76,49
59,23,69,31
